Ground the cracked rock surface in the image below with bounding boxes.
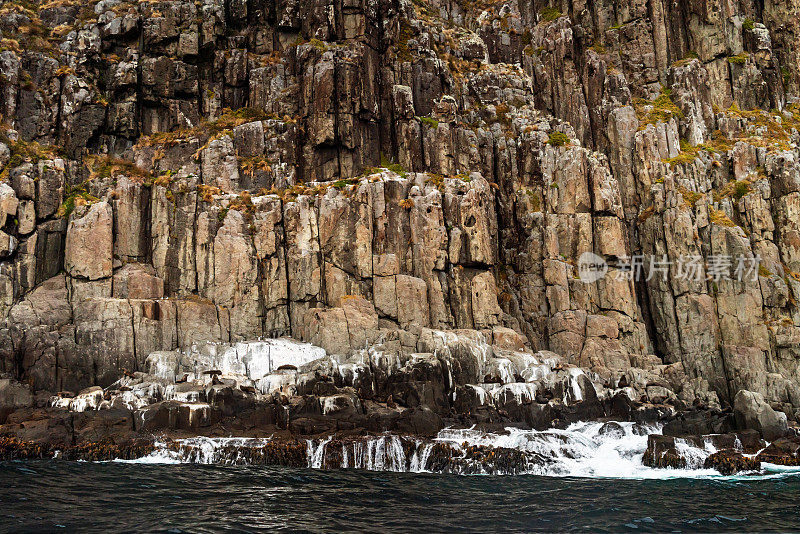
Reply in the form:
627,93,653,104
0,0,799,444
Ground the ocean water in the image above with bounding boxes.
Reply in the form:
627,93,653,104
3,422,800,532
1,461,799,533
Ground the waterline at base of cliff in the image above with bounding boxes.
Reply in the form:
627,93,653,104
117,421,800,479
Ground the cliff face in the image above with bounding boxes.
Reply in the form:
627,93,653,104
0,0,799,425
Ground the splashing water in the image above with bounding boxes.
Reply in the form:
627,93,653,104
115,423,800,480
347,436,407,471
306,437,331,469
409,443,434,472
432,422,722,478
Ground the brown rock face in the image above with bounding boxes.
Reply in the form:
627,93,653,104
0,0,798,434
64,202,113,281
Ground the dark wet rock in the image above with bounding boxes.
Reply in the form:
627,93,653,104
0,436,155,462
72,409,134,443
700,431,766,455
288,416,337,436
425,442,548,475
598,421,626,439
0,437,54,460
386,356,450,414
630,424,653,436
756,436,800,466
207,386,257,417
642,435,700,469
704,450,760,475
1,408,74,447
606,392,634,420
662,409,735,437
393,406,444,437
61,438,156,462
0,379,34,424
167,439,307,467
734,430,767,455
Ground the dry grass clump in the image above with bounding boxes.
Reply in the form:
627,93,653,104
633,87,684,128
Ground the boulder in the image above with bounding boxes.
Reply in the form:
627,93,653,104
598,421,625,439
734,389,788,441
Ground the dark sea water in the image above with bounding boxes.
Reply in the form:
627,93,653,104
1,461,799,533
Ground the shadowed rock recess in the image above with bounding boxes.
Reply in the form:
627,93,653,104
1,0,800,471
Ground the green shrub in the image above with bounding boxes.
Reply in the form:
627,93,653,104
380,154,408,178
547,131,570,147
309,38,327,52
728,53,748,66
539,7,563,22
419,116,439,128
57,183,98,218
633,87,684,127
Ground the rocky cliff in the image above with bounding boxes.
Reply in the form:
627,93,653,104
1,0,800,442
